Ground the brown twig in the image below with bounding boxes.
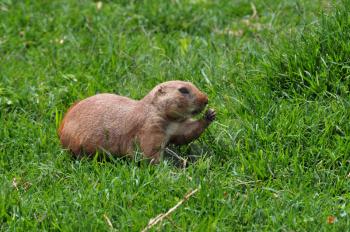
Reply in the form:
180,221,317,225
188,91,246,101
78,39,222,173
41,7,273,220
141,188,199,232
250,3,258,19
103,214,114,229
12,178,19,191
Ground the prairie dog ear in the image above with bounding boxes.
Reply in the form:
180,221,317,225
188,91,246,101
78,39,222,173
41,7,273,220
157,86,166,95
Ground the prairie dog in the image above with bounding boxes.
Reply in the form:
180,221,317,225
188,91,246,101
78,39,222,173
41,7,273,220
58,80,216,163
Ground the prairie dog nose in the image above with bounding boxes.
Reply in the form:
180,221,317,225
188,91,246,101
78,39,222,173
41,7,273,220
203,97,208,105
198,95,208,106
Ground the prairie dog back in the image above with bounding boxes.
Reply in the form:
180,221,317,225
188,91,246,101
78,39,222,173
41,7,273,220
59,93,143,155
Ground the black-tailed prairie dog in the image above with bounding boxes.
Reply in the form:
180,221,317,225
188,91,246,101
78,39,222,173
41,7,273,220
58,80,216,163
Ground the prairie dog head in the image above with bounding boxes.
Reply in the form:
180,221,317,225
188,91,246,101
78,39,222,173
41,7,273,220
146,81,208,120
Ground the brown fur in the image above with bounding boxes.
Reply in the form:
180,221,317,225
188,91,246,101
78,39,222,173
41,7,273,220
58,80,216,163
57,101,80,136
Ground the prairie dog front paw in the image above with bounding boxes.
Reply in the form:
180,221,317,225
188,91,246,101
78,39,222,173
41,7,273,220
204,108,216,122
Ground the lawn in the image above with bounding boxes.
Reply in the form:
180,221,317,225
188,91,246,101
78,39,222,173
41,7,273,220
1,0,350,231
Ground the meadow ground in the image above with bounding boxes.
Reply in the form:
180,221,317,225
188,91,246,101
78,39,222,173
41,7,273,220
1,0,350,231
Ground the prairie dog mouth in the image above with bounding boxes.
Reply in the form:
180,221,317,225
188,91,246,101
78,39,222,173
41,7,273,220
191,108,204,115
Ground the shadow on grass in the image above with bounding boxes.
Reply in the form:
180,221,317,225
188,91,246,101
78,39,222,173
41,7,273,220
63,140,216,169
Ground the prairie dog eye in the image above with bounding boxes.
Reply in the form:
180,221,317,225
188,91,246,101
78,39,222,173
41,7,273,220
178,87,189,94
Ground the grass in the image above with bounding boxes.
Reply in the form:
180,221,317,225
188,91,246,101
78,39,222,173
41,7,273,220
1,0,350,231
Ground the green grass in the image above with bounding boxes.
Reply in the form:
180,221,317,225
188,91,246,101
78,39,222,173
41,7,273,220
1,0,350,231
